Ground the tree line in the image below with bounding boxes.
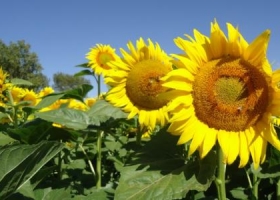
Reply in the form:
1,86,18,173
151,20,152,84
0,40,90,92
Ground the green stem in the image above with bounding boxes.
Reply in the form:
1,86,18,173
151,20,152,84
95,75,103,188
97,75,101,97
96,130,103,188
57,140,63,180
7,90,18,128
277,178,280,200
136,120,142,145
252,173,259,199
214,145,227,200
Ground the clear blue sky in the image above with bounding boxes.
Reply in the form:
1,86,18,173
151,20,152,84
1,1,280,96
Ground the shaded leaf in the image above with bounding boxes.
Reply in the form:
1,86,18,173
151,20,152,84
63,84,93,101
8,119,53,144
115,130,216,200
33,187,71,200
0,141,65,200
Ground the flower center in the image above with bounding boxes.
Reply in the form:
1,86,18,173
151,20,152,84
98,52,114,69
192,57,269,131
126,60,171,110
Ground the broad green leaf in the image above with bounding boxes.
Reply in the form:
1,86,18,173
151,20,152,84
0,141,65,200
10,78,33,86
14,180,35,199
115,130,216,200
8,119,53,144
88,100,128,126
35,108,89,130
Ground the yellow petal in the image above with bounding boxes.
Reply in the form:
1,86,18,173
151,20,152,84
199,126,217,158
188,120,207,155
177,117,197,145
210,21,227,58
258,122,280,150
243,30,270,67
162,80,192,92
217,130,231,161
161,68,194,82
226,132,240,164
239,131,250,168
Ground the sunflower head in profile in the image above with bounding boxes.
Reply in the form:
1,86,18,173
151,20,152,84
104,38,173,130
0,68,8,96
161,20,280,168
86,44,119,75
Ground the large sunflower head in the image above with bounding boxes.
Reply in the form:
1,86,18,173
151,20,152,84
86,44,119,75
162,21,280,168
104,38,173,130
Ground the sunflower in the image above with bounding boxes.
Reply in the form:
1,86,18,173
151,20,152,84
0,68,8,96
86,44,119,75
104,38,173,130
161,21,280,168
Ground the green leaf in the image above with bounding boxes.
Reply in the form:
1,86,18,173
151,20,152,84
88,100,128,126
34,93,65,110
35,108,89,130
10,78,33,86
255,142,280,178
74,69,94,77
33,187,72,200
8,119,53,144
0,132,17,146
76,62,90,68
115,130,216,200
63,84,93,101
0,141,65,200
229,187,249,200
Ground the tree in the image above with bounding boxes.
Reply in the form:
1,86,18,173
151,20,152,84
52,72,91,91
0,40,49,91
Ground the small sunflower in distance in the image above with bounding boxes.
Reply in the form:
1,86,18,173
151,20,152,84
161,21,280,168
104,38,173,130
86,44,119,75
0,68,8,95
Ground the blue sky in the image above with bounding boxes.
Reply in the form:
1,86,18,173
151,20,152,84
1,1,280,96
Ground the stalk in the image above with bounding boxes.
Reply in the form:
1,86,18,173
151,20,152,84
214,145,227,200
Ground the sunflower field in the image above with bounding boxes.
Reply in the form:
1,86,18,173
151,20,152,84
1,20,280,200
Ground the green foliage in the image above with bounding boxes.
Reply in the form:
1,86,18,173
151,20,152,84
0,40,49,91
2,64,280,200
0,141,64,200
52,72,91,92
115,131,216,200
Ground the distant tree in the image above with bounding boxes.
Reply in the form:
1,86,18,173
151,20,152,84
52,72,91,92
0,40,49,91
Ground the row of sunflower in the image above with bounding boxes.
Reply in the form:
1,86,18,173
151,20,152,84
0,68,96,124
